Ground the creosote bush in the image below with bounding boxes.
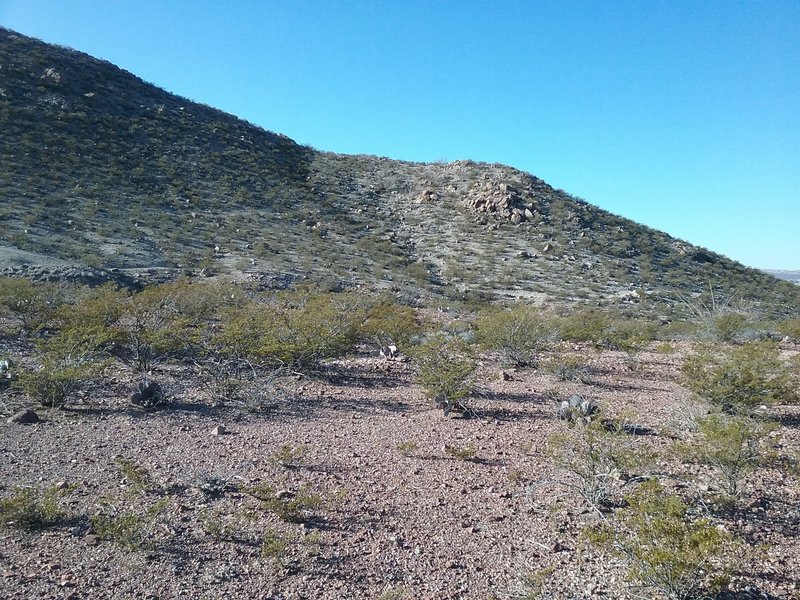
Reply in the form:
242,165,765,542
476,305,553,367
0,484,73,530
587,480,737,600
16,330,102,408
0,277,63,335
676,413,777,501
681,341,796,414
412,336,476,416
359,299,422,350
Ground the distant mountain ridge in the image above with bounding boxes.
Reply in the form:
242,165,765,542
1,27,798,316
764,270,800,285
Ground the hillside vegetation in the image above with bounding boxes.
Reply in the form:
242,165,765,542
1,27,798,318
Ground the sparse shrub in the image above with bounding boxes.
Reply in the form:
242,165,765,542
0,277,63,335
116,458,159,493
111,282,194,374
271,444,307,469
557,309,610,345
681,341,796,414
548,356,592,384
776,318,800,342
0,484,73,530
245,483,325,523
360,299,422,350
676,413,777,501
412,336,476,416
444,444,477,461
192,472,235,500
226,289,363,372
396,441,418,457
90,497,169,550
476,305,554,367
547,419,647,511
16,330,101,408
712,312,749,343
91,459,169,549
587,480,737,600
199,506,257,541
655,342,676,355
557,310,656,351
261,527,293,563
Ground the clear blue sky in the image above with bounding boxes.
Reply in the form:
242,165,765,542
2,0,798,269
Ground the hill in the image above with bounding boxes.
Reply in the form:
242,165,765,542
1,27,798,316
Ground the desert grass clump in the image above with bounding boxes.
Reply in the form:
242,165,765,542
0,484,73,530
548,356,592,384
90,459,169,549
271,444,307,469
476,305,554,367
587,480,737,600
681,341,796,414
444,444,477,461
245,484,325,524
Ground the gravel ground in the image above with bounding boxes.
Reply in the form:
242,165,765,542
1,343,799,599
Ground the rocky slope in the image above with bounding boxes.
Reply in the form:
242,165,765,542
1,27,798,315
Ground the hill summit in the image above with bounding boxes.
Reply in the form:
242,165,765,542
1,27,797,315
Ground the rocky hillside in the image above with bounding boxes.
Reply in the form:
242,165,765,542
1,27,798,315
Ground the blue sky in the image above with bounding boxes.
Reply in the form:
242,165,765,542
2,0,798,269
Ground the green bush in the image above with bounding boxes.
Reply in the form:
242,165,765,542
681,341,796,414
16,330,102,407
359,299,422,349
677,413,776,500
777,318,800,342
588,480,736,600
557,310,655,351
476,305,553,367
412,336,476,416
223,289,364,372
0,277,63,335
0,484,72,530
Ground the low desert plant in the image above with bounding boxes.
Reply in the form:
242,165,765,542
129,379,168,411
476,305,554,367
271,444,307,469
359,299,422,350
548,356,592,384
413,336,476,416
116,458,159,493
0,484,73,530
261,527,294,564
90,497,170,550
681,341,796,414
245,483,325,523
16,331,102,408
444,444,477,461
396,441,418,457
587,480,737,600
676,413,777,501
547,419,647,511
0,277,63,335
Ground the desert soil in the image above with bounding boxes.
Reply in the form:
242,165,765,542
1,341,799,600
